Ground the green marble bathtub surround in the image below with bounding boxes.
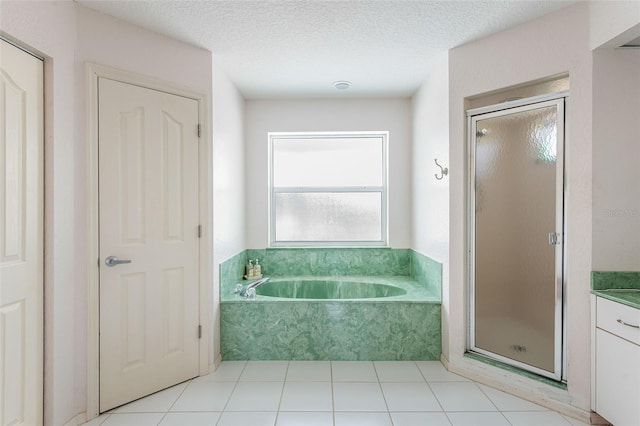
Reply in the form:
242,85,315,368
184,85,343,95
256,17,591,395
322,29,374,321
222,248,444,299
245,248,411,277
591,271,640,290
220,248,444,361
410,250,442,298
220,251,247,296
221,301,441,361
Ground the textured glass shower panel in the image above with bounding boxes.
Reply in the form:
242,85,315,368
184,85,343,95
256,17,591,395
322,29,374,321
275,192,382,241
474,106,558,373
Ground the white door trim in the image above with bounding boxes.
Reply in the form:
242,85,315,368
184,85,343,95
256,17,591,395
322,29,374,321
85,63,211,419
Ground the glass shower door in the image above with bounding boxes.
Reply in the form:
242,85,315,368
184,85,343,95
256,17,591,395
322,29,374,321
469,98,565,380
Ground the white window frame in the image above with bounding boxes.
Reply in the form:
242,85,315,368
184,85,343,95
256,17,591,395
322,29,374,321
268,131,389,247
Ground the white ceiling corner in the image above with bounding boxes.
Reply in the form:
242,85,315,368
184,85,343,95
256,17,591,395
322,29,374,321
77,0,576,99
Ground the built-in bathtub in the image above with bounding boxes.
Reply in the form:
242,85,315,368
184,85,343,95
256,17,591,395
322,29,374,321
255,277,407,299
220,249,442,361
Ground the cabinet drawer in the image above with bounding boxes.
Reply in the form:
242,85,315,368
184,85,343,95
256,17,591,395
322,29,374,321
597,297,640,345
595,329,640,426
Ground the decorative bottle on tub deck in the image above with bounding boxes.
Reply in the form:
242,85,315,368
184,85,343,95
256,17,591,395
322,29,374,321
254,260,261,277
246,260,254,279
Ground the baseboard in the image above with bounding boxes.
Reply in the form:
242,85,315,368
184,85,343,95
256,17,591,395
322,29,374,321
440,353,450,369
590,412,612,425
209,353,223,374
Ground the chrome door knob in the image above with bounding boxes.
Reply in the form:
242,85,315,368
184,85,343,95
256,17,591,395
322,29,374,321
105,256,132,267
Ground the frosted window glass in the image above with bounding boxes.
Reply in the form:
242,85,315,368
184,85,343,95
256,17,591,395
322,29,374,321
270,132,387,245
273,137,383,187
275,192,382,241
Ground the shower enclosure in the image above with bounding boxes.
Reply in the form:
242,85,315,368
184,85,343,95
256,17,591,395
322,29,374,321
467,93,567,381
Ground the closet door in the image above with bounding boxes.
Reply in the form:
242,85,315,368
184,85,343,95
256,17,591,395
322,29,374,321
98,78,200,412
0,39,44,425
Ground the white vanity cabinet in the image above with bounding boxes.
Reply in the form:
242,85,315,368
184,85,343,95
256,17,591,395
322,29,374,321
594,296,640,426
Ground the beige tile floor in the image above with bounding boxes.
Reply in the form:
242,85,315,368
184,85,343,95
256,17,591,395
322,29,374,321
83,361,589,426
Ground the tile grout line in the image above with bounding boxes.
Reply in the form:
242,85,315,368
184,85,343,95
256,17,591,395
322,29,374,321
273,360,290,425
425,379,451,424
162,379,193,419
329,363,337,425
417,361,447,417
374,362,394,425
474,382,518,426
473,381,502,412
427,369,455,426
215,361,248,425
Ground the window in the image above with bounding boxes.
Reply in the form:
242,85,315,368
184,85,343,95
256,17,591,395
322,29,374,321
269,132,388,247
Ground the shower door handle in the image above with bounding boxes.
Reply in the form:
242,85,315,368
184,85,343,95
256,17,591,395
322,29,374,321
548,232,561,245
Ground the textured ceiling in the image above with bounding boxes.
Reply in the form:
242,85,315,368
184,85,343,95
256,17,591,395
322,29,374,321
77,0,575,99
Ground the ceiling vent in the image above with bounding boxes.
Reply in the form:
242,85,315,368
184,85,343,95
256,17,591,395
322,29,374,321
333,81,351,90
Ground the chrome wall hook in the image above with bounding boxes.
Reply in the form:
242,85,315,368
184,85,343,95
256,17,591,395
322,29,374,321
434,158,448,180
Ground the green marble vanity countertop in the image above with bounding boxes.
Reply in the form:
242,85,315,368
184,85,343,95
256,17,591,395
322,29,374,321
592,289,640,310
222,275,441,303
591,271,640,309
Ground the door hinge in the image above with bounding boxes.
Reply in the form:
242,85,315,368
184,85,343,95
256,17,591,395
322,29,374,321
548,232,561,245
198,325,202,339
197,124,201,138
198,224,202,238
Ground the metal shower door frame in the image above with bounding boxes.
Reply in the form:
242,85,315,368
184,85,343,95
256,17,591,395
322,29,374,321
466,92,568,382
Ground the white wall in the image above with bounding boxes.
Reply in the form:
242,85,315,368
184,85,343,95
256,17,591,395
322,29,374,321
77,1,247,380
447,2,593,419
244,98,412,248
589,0,640,49
76,7,214,422
0,2,226,424
592,48,640,271
211,63,246,364
1,2,78,425
411,54,450,351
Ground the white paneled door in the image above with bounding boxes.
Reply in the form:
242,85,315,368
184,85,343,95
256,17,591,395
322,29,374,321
0,40,44,425
98,78,200,412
